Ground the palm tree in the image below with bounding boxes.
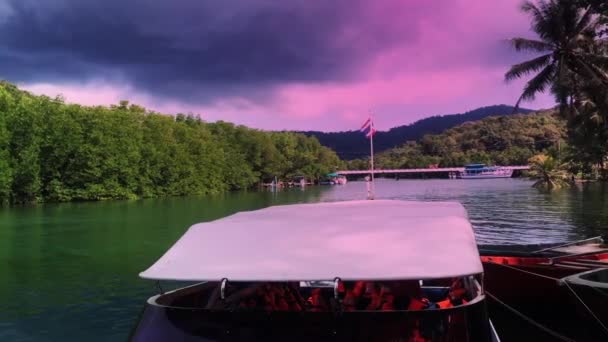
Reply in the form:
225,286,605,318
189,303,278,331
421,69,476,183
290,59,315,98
528,154,571,189
580,0,607,19
505,0,608,110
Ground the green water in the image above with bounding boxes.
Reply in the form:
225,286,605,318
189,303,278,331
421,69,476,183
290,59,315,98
2,179,608,341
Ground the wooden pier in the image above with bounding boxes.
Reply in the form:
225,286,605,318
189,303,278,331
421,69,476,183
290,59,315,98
336,165,530,176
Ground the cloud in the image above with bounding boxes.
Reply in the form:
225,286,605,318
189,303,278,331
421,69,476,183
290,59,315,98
1,0,424,102
4,0,556,130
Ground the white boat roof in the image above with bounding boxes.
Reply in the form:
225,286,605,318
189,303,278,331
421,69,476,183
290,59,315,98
140,200,483,282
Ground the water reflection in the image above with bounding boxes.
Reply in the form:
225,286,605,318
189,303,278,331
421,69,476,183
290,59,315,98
319,178,604,245
1,179,607,341
563,182,608,239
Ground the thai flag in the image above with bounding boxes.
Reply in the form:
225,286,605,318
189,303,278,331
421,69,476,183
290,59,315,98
360,117,376,138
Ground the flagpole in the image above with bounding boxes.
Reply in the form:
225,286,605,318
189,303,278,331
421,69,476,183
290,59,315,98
369,114,375,200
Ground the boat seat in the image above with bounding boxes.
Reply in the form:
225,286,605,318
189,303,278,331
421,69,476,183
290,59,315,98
569,259,608,266
554,261,597,269
421,287,450,302
566,259,608,268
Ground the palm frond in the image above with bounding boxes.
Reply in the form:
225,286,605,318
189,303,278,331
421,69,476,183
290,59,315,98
539,0,563,42
587,62,608,83
582,15,602,34
580,53,608,69
515,63,556,108
521,1,546,25
574,6,596,37
574,58,608,84
505,54,553,81
509,38,553,52
599,37,608,51
520,1,543,18
521,1,554,41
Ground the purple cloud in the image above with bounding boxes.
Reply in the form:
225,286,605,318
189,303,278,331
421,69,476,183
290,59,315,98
1,0,554,130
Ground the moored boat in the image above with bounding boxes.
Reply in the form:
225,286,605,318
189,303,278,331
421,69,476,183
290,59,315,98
480,237,608,341
459,164,513,179
131,200,499,341
321,173,347,185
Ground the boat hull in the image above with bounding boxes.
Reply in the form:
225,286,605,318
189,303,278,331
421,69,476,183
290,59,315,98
459,170,513,179
481,247,608,341
459,174,513,179
130,293,496,341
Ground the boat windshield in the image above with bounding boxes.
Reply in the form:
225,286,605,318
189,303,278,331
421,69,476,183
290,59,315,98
156,276,483,312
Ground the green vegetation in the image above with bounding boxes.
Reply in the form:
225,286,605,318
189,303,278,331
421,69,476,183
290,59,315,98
528,154,571,189
506,0,608,182
349,110,566,170
0,82,342,204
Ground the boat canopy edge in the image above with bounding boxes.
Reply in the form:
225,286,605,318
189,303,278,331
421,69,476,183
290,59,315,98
140,200,483,282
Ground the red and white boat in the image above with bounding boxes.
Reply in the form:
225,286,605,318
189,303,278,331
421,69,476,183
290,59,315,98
480,237,608,341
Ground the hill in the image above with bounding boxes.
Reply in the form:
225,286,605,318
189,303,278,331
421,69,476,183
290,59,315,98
349,109,566,170
300,105,534,160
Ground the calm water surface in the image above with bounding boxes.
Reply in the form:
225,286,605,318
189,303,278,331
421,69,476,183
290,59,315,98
2,178,608,341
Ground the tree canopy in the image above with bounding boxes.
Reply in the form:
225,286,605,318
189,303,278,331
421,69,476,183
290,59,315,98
506,0,608,178
0,82,343,204
506,0,608,109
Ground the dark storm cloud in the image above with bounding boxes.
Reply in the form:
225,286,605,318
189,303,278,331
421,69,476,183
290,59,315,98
0,0,422,103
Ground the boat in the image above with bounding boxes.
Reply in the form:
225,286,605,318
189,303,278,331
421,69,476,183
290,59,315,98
321,172,347,185
130,200,500,341
480,237,608,341
458,164,513,179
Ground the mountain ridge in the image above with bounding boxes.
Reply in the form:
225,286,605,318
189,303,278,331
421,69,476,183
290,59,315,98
298,105,535,159
368,109,565,170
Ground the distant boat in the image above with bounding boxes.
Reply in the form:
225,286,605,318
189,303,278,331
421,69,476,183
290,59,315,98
322,172,347,185
458,164,513,179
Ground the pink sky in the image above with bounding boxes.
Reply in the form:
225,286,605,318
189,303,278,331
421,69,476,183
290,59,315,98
16,0,555,131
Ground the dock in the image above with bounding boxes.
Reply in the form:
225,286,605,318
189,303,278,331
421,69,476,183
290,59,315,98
336,165,530,176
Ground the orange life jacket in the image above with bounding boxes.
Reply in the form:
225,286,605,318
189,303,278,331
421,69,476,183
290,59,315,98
276,297,289,311
408,298,428,311
381,301,395,311
343,291,358,311
450,287,466,298
307,289,326,311
437,299,453,309
437,297,468,308
353,281,365,297
366,293,382,310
